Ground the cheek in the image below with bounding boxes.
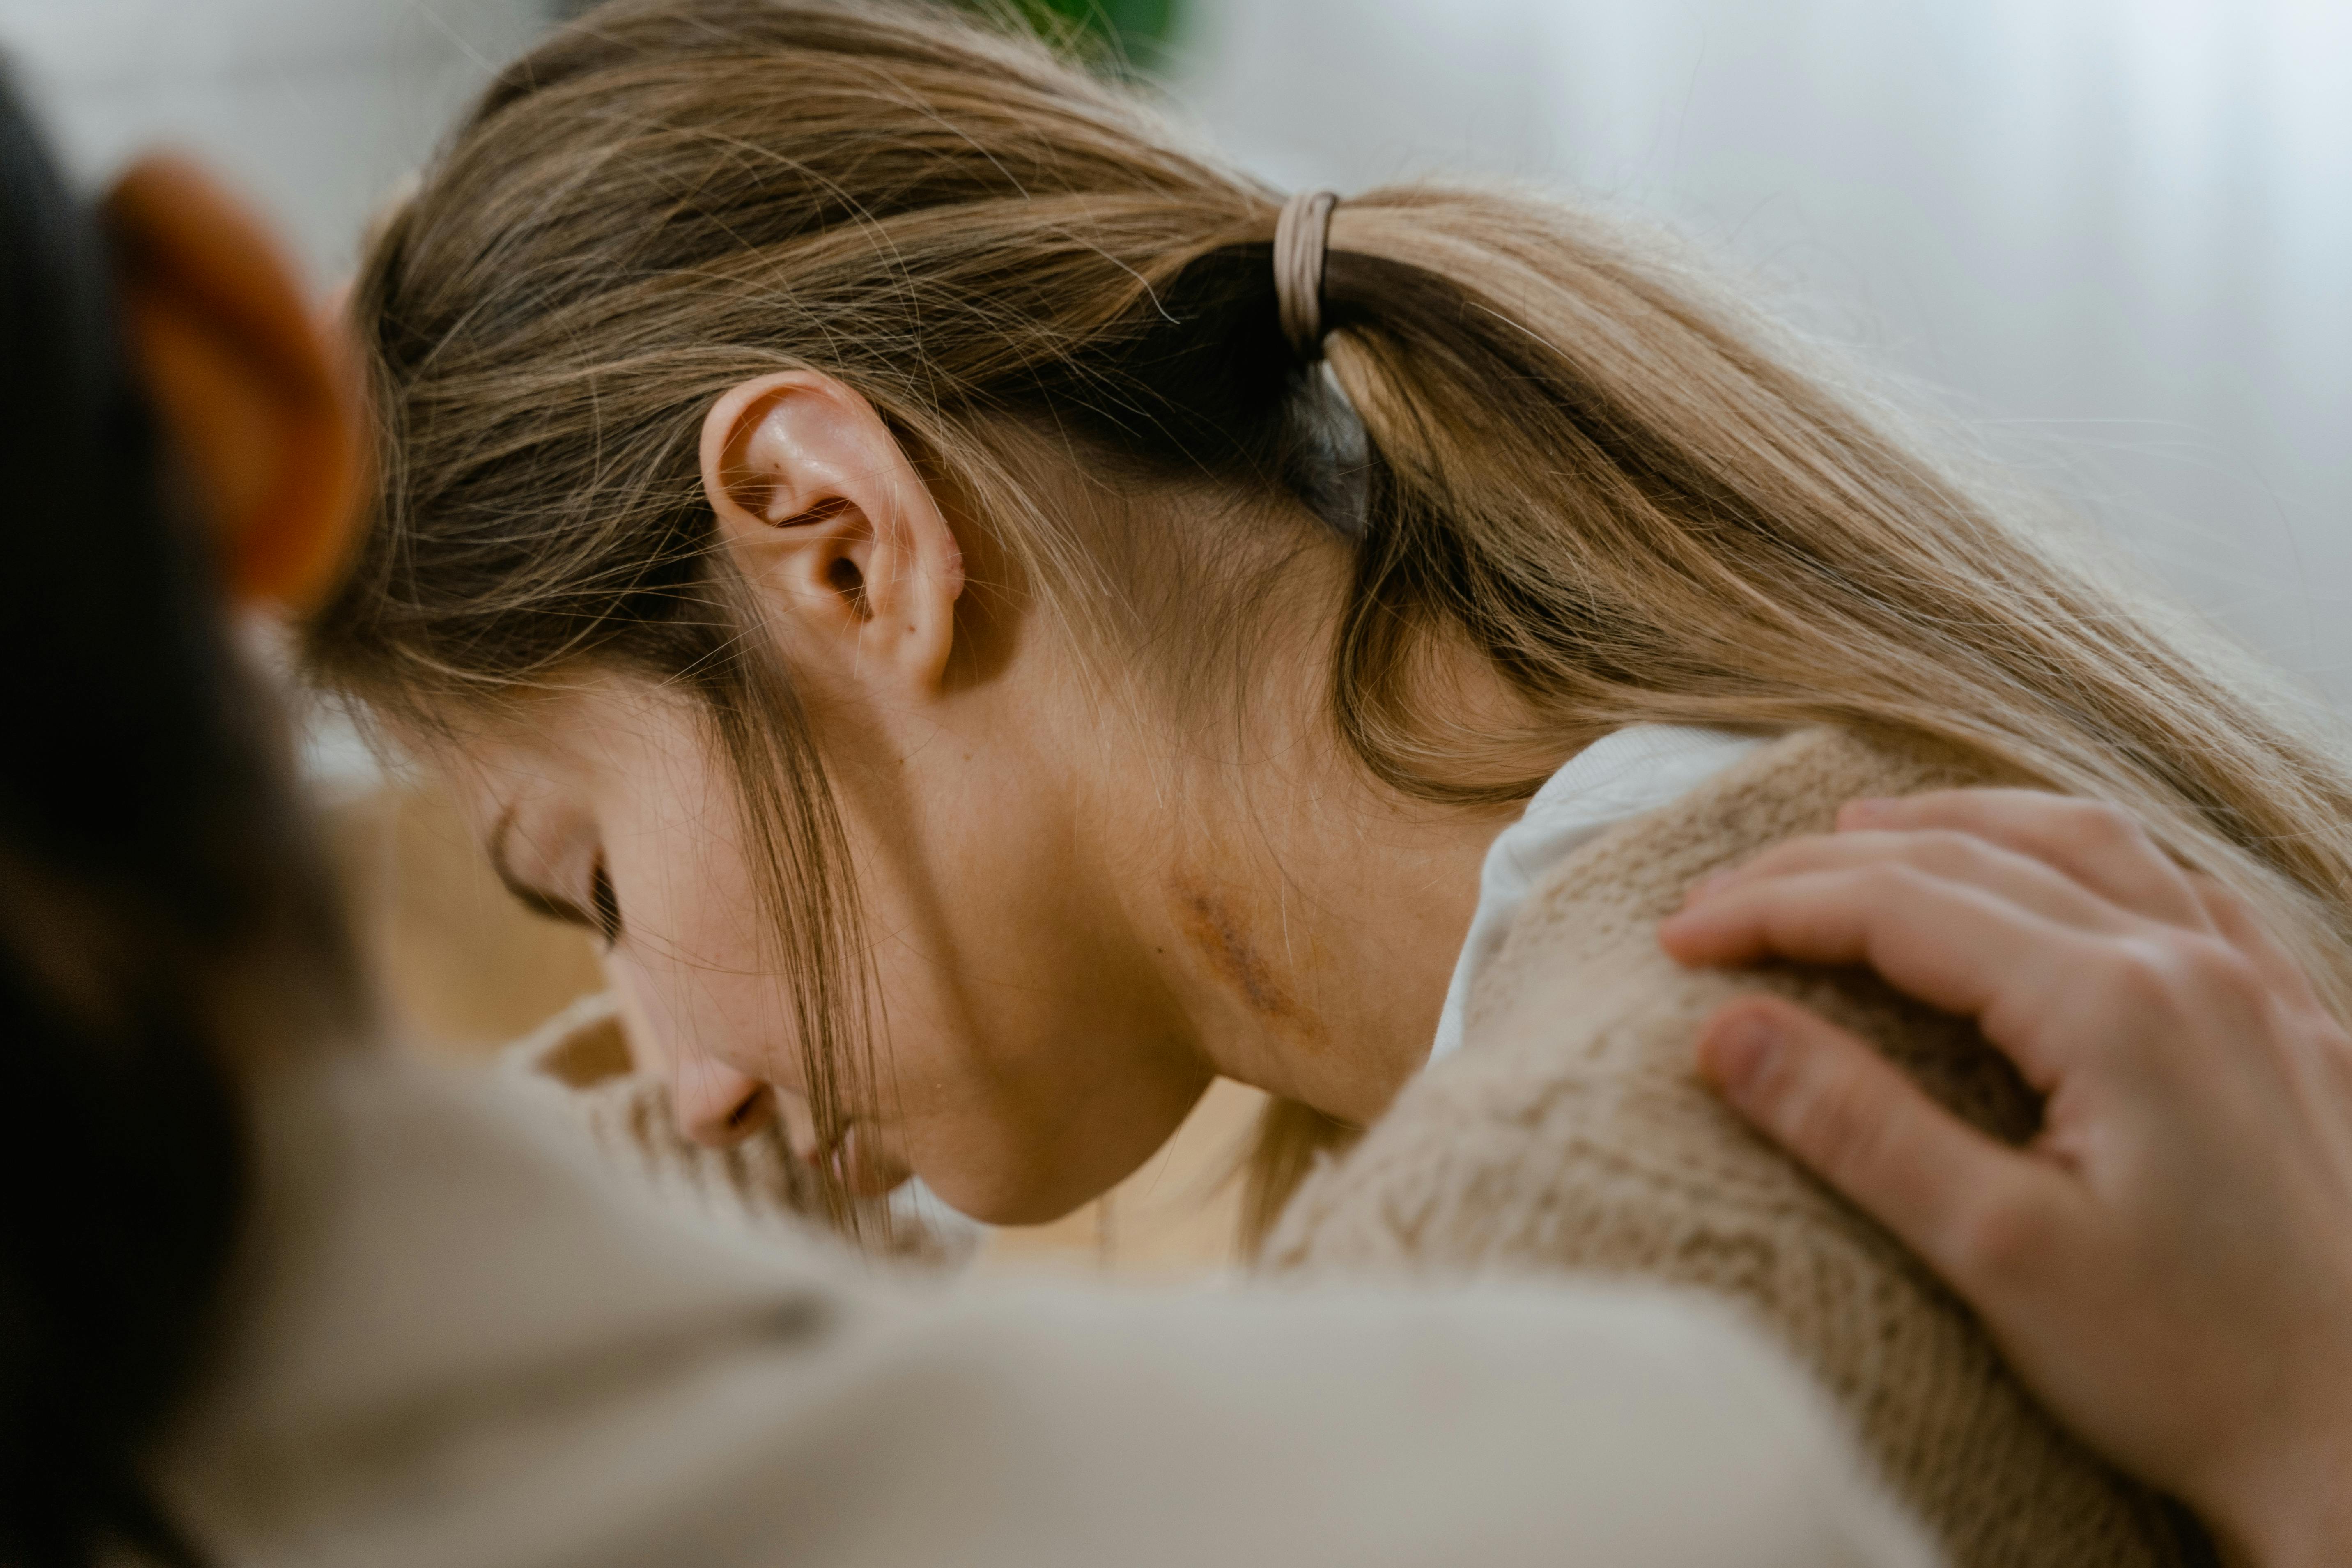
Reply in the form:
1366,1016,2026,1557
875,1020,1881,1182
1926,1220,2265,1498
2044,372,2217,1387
614,870,1162,1225
603,820,797,1091
587,723,1097,1212
601,776,958,1116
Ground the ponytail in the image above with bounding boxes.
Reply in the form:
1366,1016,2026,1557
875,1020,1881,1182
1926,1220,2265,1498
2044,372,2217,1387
1234,189,2352,1233
1314,189,2352,943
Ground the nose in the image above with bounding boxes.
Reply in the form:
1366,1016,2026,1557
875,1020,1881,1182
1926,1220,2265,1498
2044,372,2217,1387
673,1049,777,1148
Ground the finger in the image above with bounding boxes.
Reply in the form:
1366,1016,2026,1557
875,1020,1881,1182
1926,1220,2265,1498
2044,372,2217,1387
1660,864,2087,1084
2189,874,2328,1019
1686,828,2136,937
1696,995,2054,1295
1838,790,2206,930
1838,790,2208,930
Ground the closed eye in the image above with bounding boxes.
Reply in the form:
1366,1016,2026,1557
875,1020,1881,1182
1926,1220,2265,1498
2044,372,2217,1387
488,808,622,949
588,857,622,946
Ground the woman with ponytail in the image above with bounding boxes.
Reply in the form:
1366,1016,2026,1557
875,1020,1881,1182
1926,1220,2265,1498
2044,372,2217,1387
0,48,1943,1568
308,2,2352,1563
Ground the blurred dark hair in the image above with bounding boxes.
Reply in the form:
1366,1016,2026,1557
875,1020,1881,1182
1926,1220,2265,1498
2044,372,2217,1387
0,73,357,1566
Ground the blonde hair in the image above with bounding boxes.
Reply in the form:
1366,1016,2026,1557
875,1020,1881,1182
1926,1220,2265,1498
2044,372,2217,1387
309,0,2352,1247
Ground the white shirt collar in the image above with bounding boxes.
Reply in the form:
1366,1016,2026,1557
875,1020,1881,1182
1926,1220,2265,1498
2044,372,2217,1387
1426,725,1766,1066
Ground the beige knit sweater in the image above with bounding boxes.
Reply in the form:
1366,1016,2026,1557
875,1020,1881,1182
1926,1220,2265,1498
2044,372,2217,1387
1261,726,2205,1568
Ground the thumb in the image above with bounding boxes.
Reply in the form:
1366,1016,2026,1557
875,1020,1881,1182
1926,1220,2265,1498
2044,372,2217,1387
1697,996,2047,1293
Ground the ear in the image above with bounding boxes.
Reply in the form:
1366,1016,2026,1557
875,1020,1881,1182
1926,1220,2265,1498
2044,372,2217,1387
101,154,361,613
699,371,964,698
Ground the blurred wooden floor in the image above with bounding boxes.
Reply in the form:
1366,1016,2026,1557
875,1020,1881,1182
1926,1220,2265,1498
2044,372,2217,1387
322,779,1259,1276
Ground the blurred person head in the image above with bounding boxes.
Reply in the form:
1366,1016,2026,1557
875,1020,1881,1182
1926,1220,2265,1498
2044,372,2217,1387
309,0,2352,1240
0,72,358,1566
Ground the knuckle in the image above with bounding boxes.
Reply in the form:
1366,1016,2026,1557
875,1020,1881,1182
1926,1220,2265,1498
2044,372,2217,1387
2171,932,2260,995
2171,941,2277,1038
2066,797,2132,836
1909,828,1998,878
1857,860,1932,905
2063,798,2143,854
2189,873,2264,941
1943,1190,2054,1288
2090,941,2173,1012
2084,933,2262,1046
2183,871,2233,919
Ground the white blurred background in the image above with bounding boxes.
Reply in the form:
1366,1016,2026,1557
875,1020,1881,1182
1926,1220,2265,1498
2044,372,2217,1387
0,0,537,273
1179,0,2352,705
8,0,2345,696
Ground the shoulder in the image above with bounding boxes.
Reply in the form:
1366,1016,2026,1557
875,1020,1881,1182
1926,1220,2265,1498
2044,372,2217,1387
1267,724,2019,1270
1477,724,1997,1008
1269,726,2025,1261
1260,726,2184,1566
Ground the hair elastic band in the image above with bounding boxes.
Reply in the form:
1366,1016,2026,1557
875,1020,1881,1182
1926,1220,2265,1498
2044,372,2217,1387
1273,188,1339,360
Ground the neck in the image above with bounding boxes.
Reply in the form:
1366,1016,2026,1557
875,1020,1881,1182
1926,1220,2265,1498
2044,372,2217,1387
1061,497,1578,1128
1098,663,1537,1128
1151,774,1509,1124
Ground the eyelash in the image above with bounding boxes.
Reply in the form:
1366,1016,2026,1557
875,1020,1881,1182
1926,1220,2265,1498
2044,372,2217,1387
589,857,622,947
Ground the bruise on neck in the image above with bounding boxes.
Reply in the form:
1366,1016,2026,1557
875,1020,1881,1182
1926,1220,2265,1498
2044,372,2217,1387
1169,875,1329,1057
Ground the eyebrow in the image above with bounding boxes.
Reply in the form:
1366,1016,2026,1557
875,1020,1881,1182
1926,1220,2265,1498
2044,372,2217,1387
487,805,597,931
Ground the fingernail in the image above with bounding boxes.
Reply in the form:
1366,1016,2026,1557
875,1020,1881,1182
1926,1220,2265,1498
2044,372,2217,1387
1702,1010,1780,1092
1839,797,1897,829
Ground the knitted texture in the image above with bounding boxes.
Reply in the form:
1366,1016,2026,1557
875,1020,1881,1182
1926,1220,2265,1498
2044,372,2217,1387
1262,728,2204,1568
498,993,951,1266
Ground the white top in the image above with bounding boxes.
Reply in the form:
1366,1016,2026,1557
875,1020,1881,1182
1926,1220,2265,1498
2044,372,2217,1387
149,1049,1937,1568
1430,725,1767,1066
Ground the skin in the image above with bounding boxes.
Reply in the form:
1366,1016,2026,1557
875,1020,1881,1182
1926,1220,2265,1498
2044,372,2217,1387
89,146,2352,1566
457,370,1514,1223
1661,790,2352,1568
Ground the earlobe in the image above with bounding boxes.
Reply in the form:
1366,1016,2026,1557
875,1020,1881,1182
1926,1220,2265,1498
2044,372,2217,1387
698,371,964,695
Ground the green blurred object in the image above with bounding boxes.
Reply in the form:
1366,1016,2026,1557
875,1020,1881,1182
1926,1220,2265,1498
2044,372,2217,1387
995,0,1179,69
545,2,1183,69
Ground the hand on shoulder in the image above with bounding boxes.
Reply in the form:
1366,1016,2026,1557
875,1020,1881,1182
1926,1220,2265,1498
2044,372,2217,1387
1658,790,2352,1568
